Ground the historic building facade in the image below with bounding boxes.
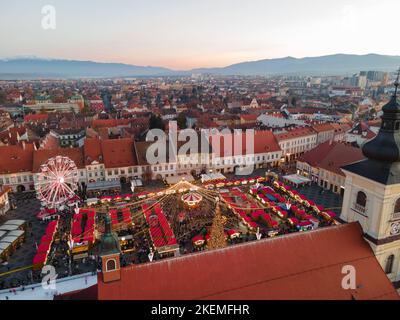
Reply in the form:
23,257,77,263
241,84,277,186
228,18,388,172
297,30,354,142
341,78,400,285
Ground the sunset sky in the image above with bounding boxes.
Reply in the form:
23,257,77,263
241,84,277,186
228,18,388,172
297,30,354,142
1,0,399,70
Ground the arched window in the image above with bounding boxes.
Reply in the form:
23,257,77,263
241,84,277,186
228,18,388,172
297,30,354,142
356,191,367,208
385,255,395,274
394,198,400,214
106,259,116,271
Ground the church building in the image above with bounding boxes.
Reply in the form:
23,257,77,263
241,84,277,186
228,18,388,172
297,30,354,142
341,73,400,286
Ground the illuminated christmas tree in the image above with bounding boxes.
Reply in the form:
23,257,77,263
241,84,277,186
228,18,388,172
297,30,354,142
207,201,227,250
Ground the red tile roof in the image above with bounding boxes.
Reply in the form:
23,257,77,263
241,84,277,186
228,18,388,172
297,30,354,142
0,145,34,174
211,130,281,157
274,127,316,141
312,123,335,133
240,114,259,122
297,140,337,166
91,119,131,129
24,114,49,122
84,138,102,165
97,223,399,300
100,138,137,168
318,143,365,176
32,148,84,172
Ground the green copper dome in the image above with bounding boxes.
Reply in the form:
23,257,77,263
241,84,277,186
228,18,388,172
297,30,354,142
98,214,120,256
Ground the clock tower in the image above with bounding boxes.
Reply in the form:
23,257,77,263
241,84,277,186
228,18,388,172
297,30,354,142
341,70,400,285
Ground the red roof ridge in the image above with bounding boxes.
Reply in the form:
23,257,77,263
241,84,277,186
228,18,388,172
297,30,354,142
121,223,359,272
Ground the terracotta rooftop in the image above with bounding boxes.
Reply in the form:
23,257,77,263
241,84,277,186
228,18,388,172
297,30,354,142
274,127,316,141
24,114,49,122
96,223,399,300
100,138,137,168
32,148,84,172
91,119,131,129
300,141,365,176
211,130,281,157
0,144,34,174
312,123,335,133
84,138,103,165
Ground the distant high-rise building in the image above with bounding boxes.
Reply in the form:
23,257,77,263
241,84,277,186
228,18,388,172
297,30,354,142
358,72,367,89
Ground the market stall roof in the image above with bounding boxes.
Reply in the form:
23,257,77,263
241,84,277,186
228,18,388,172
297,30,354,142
6,230,25,238
37,242,51,254
192,235,205,243
201,172,226,183
0,242,10,250
0,230,6,239
1,235,19,244
0,224,19,232
165,174,194,185
33,253,47,265
86,180,121,191
41,234,53,243
282,174,311,185
4,219,26,226
130,179,143,187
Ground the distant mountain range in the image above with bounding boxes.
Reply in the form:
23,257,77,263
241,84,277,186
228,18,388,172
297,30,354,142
1,54,400,79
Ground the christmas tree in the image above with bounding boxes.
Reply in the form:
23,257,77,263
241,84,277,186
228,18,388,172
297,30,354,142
207,201,227,250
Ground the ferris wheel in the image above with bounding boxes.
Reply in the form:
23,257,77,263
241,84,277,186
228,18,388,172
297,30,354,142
36,155,79,208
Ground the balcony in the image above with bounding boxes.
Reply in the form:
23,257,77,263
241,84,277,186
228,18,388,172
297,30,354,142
353,203,366,215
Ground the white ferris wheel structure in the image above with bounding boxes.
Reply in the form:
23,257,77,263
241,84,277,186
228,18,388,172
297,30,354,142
36,155,79,208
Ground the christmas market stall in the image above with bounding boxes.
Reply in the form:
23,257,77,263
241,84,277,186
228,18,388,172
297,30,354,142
192,235,205,247
36,208,58,221
69,208,95,259
221,188,268,232
110,207,135,252
142,203,179,258
32,218,59,270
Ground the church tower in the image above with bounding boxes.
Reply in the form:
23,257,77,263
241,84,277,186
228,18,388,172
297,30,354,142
341,70,400,284
99,214,121,283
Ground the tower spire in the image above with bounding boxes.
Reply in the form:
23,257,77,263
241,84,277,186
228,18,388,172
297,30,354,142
394,67,400,98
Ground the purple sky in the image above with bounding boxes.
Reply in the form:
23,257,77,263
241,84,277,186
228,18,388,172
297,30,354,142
1,0,399,69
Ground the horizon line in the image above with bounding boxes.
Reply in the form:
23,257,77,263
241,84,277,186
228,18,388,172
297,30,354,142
1,52,398,72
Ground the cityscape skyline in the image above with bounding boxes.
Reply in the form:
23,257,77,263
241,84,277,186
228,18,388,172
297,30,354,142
2,0,400,305
1,0,400,69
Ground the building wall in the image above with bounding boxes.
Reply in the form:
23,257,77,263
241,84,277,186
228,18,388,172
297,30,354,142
0,172,34,192
316,130,335,144
318,169,345,194
341,170,400,282
278,134,317,159
0,190,11,215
